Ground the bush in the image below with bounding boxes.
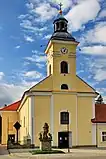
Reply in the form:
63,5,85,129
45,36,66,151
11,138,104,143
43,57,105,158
31,149,65,155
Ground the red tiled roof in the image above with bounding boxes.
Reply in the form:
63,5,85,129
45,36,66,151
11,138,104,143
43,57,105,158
91,104,106,123
0,100,20,111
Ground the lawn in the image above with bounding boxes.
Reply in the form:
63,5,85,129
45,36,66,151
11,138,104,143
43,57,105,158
30,149,65,155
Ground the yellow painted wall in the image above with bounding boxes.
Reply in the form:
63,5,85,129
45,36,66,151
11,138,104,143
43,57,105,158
76,76,95,93
53,93,77,146
1,111,18,145
47,46,53,76
34,95,51,146
97,124,106,147
30,76,53,91
77,96,93,145
19,97,29,144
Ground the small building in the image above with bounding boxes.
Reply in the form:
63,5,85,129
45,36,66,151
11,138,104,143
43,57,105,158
91,104,106,147
0,8,105,148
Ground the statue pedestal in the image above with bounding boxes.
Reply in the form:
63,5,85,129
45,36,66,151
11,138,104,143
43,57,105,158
40,140,52,151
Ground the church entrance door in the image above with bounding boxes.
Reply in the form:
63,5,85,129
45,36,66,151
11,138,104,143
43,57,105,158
58,131,72,148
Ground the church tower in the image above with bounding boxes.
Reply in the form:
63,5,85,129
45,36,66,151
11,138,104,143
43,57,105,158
45,4,79,91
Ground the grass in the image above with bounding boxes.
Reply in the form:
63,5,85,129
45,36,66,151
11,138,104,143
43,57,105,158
30,149,65,155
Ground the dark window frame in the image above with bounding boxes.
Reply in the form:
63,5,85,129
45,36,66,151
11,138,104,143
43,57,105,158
60,111,69,124
102,132,106,141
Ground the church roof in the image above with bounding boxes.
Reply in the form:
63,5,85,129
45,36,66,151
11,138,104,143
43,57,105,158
50,32,76,42
91,104,106,123
0,100,20,111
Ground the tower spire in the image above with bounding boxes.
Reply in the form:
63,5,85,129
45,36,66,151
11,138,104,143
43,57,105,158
58,2,63,15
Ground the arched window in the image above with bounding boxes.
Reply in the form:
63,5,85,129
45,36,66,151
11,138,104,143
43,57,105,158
61,61,68,73
49,65,51,75
61,84,68,90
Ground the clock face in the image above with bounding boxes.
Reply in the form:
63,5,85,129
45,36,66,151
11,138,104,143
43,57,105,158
60,47,68,54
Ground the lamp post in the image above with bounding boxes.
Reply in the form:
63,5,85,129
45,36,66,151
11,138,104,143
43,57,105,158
67,110,70,153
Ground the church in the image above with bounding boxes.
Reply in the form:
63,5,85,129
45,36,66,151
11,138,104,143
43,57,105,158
0,7,106,148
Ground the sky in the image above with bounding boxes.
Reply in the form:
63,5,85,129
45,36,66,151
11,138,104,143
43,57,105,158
0,0,106,106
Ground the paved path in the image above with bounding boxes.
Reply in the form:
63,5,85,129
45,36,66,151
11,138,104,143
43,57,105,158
1,146,106,159
9,148,106,159
0,145,8,155
0,145,11,159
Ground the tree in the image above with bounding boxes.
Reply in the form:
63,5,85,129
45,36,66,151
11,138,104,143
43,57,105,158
95,94,104,104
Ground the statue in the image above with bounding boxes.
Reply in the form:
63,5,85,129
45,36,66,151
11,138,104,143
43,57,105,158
39,123,52,141
39,123,52,151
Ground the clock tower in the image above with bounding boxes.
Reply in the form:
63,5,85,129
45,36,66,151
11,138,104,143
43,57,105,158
45,6,79,91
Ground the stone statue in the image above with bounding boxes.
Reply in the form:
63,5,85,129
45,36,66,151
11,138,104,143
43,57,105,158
39,123,52,150
39,123,52,141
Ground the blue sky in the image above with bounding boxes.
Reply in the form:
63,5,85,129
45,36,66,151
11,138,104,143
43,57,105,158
0,0,106,106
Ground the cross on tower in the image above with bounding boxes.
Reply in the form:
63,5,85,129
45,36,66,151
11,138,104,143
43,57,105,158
59,2,63,10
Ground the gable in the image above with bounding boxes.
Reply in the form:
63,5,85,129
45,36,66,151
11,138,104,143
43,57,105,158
76,75,96,93
29,75,52,91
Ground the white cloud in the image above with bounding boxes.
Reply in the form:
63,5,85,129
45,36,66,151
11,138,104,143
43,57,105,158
65,0,100,31
81,46,106,55
77,70,84,75
0,72,4,80
0,83,26,106
83,22,106,45
26,3,34,10
20,20,36,32
52,0,73,9
18,14,29,19
83,57,106,82
43,34,52,40
25,54,46,63
23,61,30,66
24,35,34,42
24,71,43,79
33,3,57,22
20,19,47,33
15,45,20,49
0,80,39,107
94,69,106,82
0,71,44,106
36,63,45,69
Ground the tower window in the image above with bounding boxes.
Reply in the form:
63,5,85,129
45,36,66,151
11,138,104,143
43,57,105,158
61,84,68,90
49,64,51,75
61,61,68,74
64,23,67,31
56,22,59,30
61,22,64,30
